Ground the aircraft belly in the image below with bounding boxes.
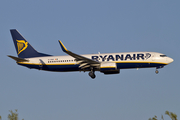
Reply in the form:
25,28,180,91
116,62,166,69
47,64,80,71
18,63,80,72
18,63,40,69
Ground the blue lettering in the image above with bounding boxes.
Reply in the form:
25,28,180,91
93,54,145,61
116,55,123,61
137,54,144,60
100,55,107,61
92,56,99,61
107,55,114,61
125,54,132,60
132,54,136,60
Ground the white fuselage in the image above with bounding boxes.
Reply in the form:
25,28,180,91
17,52,173,72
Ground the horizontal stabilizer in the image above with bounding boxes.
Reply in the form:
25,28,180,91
8,55,29,62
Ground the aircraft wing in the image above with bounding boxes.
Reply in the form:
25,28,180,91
58,40,100,69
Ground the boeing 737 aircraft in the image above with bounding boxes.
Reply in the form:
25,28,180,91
8,29,174,79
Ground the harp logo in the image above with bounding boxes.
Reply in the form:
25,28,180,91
16,40,28,55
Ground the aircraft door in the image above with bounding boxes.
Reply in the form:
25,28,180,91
39,59,44,69
152,54,155,61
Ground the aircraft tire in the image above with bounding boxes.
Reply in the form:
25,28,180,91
155,70,159,74
89,71,96,79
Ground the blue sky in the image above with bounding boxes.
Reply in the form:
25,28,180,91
0,0,180,120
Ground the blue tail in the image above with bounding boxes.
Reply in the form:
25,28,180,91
10,29,51,58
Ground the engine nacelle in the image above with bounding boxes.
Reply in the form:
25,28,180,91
100,62,120,74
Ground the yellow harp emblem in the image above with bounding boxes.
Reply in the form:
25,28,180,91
16,40,28,55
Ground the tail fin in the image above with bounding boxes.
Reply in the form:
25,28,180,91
10,29,51,58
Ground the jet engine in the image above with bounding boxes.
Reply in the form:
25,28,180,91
100,62,120,74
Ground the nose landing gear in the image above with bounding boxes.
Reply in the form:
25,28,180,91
155,69,159,74
155,67,159,74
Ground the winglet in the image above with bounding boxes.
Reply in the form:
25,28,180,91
58,40,68,52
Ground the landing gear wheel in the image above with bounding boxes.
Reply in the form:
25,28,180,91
89,71,96,79
155,70,159,74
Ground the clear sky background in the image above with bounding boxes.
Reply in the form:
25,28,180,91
0,0,180,120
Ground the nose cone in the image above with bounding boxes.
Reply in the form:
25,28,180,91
167,57,174,64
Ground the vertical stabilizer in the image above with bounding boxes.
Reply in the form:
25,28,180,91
10,29,51,58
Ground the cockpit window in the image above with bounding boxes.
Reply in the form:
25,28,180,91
160,55,167,57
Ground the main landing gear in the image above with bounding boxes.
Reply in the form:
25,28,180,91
88,69,96,79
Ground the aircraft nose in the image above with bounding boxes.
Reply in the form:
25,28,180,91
167,57,174,64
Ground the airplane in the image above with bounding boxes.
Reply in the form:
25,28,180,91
8,29,174,79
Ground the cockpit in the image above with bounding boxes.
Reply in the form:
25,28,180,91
160,55,167,57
